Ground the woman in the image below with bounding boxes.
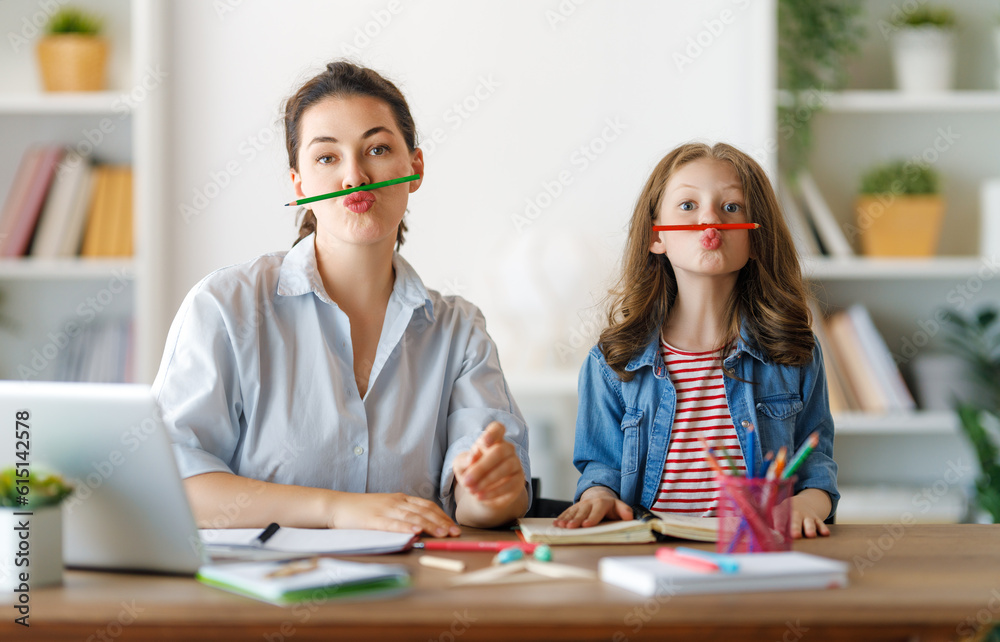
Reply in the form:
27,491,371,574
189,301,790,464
153,61,530,536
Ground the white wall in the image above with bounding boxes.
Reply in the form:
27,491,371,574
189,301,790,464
164,0,776,498
165,0,775,367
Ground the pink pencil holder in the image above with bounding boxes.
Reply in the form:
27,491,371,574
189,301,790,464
716,475,795,554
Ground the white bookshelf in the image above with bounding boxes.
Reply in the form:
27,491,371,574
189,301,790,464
0,0,166,383
779,90,1000,113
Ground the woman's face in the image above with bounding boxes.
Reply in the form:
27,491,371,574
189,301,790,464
291,95,423,248
649,158,752,278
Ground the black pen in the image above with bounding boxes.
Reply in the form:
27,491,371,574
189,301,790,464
254,522,280,547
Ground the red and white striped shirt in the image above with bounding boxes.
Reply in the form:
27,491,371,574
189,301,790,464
652,340,746,517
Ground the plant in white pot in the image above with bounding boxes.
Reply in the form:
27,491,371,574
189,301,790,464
890,6,957,93
35,7,107,92
0,468,73,592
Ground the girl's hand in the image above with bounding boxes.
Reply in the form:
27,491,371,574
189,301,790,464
326,492,460,538
553,486,632,528
453,422,526,509
788,488,832,539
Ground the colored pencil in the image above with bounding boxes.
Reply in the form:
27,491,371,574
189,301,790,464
656,547,720,573
652,223,760,231
284,173,420,207
413,540,537,553
782,431,820,479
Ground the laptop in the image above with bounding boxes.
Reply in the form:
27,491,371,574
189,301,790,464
0,381,205,574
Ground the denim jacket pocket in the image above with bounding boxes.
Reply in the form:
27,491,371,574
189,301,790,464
620,408,643,475
755,395,804,450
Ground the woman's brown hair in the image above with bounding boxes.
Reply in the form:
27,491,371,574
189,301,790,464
283,61,416,248
599,142,814,380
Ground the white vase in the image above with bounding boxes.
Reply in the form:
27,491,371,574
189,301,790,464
892,26,956,93
0,505,63,593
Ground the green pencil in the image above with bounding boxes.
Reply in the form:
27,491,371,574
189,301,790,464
781,431,819,479
285,174,420,207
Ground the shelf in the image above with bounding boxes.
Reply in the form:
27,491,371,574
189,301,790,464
778,90,1000,113
0,92,124,115
802,256,990,280
833,410,958,435
0,258,135,280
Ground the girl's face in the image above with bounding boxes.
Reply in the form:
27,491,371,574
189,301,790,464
649,158,752,277
291,95,423,249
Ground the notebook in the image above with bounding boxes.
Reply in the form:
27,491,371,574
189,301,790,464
197,557,410,605
518,513,718,545
200,527,416,560
599,551,849,596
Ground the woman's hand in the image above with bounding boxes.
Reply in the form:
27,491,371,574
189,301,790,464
325,492,460,537
788,488,832,539
553,486,633,528
453,422,526,509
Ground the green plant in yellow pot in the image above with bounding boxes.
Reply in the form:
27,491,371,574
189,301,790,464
854,161,944,256
36,7,107,92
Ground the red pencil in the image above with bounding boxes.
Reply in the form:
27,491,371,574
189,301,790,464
413,540,537,553
652,223,760,231
655,546,720,573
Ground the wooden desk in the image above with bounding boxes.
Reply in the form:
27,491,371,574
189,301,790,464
4,524,998,641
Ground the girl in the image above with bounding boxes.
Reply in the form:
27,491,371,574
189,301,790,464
554,142,838,539
152,61,530,536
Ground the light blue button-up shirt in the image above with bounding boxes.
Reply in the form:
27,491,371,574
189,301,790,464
152,234,530,517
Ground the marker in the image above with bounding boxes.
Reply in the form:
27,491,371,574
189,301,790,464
412,540,538,554
253,522,280,547
285,174,420,207
655,547,720,573
782,431,820,479
672,546,740,574
652,223,760,231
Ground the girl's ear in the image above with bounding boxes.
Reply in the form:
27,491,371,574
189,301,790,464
649,228,667,255
290,169,306,199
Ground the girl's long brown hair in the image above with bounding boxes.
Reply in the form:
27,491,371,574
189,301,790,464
599,142,814,380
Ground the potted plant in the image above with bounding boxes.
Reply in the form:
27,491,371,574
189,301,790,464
0,468,73,590
777,0,865,173
940,308,1000,523
854,160,944,256
35,7,107,92
890,6,957,93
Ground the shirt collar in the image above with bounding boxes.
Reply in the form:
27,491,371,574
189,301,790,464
624,320,769,374
276,233,434,318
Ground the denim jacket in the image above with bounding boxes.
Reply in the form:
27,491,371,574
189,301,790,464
573,330,839,519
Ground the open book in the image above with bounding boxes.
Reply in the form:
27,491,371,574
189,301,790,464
518,513,718,544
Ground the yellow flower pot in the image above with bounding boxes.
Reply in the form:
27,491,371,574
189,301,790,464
855,195,945,257
36,34,108,92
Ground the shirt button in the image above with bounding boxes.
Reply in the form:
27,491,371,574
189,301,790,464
741,420,750,428
354,445,365,456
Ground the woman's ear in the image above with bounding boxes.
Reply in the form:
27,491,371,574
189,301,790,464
409,148,425,193
290,169,306,199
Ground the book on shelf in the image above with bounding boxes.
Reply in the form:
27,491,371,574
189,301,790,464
819,304,916,414
0,145,64,257
797,170,854,258
599,551,849,597
518,513,718,545
81,165,133,258
809,300,853,414
196,557,410,605
53,318,133,383
778,176,820,258
30,151,93,258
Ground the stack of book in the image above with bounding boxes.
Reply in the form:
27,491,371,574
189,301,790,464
0,145,133,259
779,171,854,258
52,318,133,384
811,301,916,414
